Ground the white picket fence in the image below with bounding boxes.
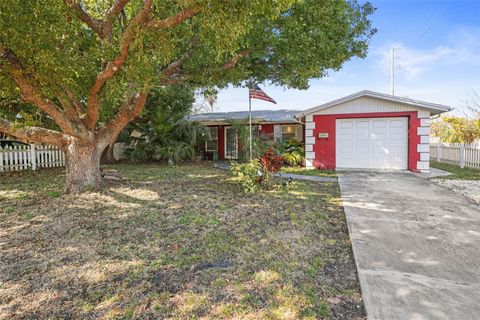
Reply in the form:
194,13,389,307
430,143,480,169
0,144,65,172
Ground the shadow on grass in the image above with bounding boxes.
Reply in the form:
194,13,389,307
0,163,364,319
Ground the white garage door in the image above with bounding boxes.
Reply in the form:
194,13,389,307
336,117,408,170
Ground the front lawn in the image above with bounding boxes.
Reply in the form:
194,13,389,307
0,164,363,319
280,167,337,179
430,161,480,180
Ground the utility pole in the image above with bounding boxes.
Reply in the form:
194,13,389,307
391,48,396,96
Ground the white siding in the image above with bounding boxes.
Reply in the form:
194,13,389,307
311,96,421,115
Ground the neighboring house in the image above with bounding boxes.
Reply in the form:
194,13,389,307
190,90,452,172
187,110,304,160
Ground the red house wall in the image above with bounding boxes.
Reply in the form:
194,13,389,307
312,111,420,171
259,124,274,138
208,122,305,160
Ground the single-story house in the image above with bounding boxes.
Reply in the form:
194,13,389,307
190,90,452,172
187,110,304,160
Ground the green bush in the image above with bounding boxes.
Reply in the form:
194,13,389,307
119,86,209,164
231,147,287,193
230,160,262,193
280,139,305,166
157,143,195,165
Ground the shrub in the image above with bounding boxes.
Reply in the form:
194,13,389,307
280,139,305,166
231,148,284,193
230,160,262,193
259,147,283,174
157,143,195,165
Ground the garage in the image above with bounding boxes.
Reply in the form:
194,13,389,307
296,91,452,173
336,117,408,169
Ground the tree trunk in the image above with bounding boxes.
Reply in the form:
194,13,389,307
65,140,104,193
101,143,116,164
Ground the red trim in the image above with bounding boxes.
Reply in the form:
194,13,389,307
312,112,420,171
218,125,225,160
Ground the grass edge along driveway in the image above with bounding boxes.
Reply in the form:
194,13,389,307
430,161,480,180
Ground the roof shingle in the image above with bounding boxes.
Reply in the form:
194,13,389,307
186,109,300,124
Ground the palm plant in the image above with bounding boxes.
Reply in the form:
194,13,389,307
279,139,305,166
120,86,210,164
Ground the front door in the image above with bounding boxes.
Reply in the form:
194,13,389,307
224,127,238,159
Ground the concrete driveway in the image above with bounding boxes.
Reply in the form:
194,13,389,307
339,171,480,320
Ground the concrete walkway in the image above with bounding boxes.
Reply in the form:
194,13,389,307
339,171,480,320
275,172,336,182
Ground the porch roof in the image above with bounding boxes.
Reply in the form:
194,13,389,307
186,109,301,125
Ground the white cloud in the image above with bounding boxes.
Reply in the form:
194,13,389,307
378,43,452,79
206,28,480,113
377,29,480,79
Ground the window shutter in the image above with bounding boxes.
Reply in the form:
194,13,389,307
295,124,303,142
273,125,282,142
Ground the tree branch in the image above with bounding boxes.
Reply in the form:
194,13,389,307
64,0,104,37
64,0,131,39
85,4,201,130
102,0,132,38
0,118,66,147
58,95,80,121
222,50,250,70
85,0,153,130
159,49,249,86
146,7,201,28
64,88,85,117
0,45,79,136
161,37,198,80
99,92,147,143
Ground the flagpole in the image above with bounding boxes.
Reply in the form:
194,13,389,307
248,92,252,161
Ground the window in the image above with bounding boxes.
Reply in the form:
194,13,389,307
205,127,218,151
281,125,297,142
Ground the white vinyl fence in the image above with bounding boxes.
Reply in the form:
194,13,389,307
0,144,65,172
430,143,480,169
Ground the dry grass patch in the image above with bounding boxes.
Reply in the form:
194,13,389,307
0,163,364,319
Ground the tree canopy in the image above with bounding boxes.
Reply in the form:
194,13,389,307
0,0,376,191
431,116,480,144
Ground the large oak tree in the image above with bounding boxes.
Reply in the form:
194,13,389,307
0,0,375,192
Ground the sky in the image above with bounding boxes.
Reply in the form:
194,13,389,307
207,0,480,117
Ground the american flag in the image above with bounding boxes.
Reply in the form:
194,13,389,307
249,84,277,104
